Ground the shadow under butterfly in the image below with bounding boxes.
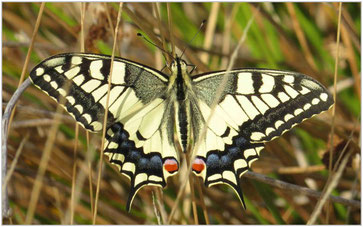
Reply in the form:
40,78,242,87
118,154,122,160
29,52,334,211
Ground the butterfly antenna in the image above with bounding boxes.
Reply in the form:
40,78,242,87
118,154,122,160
180,19,206,58
137,33,174,62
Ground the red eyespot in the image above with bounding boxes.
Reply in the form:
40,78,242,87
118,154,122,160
164,159,178,173
192,158,205,173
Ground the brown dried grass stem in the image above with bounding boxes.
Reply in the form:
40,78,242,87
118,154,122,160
8,2,45,133
244,171,359,209
24,82,69,224
93,2,123,223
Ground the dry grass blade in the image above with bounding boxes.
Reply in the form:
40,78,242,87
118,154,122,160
3,133,29,196
244,171,360,208
307,148,354,224
286,2,317,70
200,2,220,63
325,2,343,223
93,3,123,223
3,3,359,224
64,144,97,224
8,2,45,134
25,80,70,224
195,178,210,224
70,3,86,224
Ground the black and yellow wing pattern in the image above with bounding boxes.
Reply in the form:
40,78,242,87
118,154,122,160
29,53,333,211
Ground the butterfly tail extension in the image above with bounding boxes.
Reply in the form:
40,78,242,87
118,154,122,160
192,135,264,209
104,122,171,211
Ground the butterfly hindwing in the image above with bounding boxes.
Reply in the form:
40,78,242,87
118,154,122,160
191,69,333,205
29,53,180,211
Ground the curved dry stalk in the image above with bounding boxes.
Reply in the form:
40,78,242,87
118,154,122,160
8,2,45,132
244,171,360,209
2,78,32,218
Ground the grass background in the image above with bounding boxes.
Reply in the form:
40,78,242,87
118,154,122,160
2,2,361,224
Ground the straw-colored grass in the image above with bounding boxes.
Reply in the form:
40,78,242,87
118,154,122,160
2,2,360,224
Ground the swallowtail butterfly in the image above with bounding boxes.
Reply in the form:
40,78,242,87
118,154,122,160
29,53,333,211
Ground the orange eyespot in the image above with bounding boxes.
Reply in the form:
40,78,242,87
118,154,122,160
164,159,178,173
192,158,205,173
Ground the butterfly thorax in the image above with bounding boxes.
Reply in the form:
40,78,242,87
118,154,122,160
168,58,193,152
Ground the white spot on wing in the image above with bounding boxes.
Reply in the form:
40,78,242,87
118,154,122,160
303,103,311,110
283,75,294,83
301,78,320,90
81,79,102,93
64,66,81,79
251,96,269,114
55,66,64,73
122,162,136,173
113,153,125,163
71,56,82,65
43,74,51,82
277,92,290,103
90,60,104,80
255,147,263,156
284,114,294,122
234,159,247,172
274,120,284,129
111,62,126,84
50,81,58,89
294,108,303,116
99,86,124,109
73,74,85,86
45,57,64,67
320,93,328,101
222,171,237,185
208,174,222,182
58,88,66,97
265,127,275,135
284,85,299,98
82,113,92,124
66,96,75,105
91,121,103,131
135,173,148,186
74,104,83,114
299,86,310,95
236,96,260,120
219,95,249,126
244,149,256,159
261,94,280,108
35,67,44,76
259,75,274,93
149,175,162,182
312,98,320,105
251,132,265,141
237,73,254,94
92,84,108,102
